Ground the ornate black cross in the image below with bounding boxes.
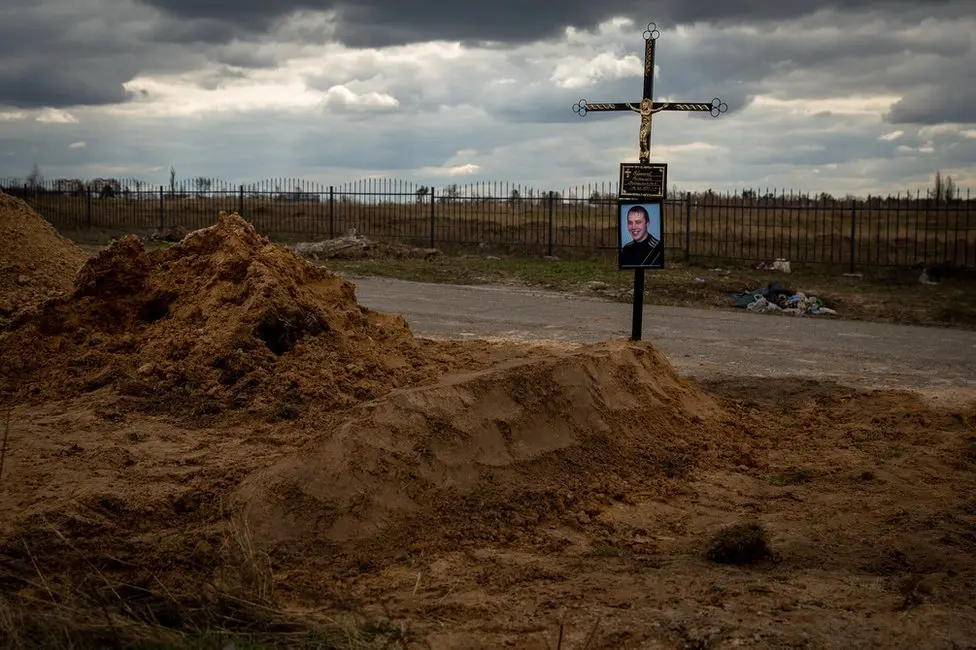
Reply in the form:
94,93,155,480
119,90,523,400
572,22,728,162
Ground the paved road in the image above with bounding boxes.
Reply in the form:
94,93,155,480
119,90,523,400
348,276,976,396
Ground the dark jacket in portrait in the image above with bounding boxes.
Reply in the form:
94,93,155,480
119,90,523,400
620,235,663,267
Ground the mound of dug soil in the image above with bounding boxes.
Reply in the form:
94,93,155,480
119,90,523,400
236,341,733,560
0,190,88,316
0,212,460,417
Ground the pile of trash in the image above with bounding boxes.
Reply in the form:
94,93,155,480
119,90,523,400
731,281,837,316
755,258,792,273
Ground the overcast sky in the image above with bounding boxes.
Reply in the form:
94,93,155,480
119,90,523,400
1,0,973,197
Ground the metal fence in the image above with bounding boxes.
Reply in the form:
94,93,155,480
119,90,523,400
2,177,974,270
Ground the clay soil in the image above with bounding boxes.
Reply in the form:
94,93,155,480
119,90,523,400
0,191,88,317
1,212,975,649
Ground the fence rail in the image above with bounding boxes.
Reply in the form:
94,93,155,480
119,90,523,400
3,177,974,270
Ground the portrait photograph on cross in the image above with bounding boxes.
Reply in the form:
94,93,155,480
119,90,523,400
619,201,664,269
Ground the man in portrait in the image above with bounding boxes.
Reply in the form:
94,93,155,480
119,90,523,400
620,204,663,267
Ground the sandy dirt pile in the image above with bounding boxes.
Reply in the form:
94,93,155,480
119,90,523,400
0,190,88,316
1,347,975,646
236,340,735,560
2,205,974,646
0,211,469,418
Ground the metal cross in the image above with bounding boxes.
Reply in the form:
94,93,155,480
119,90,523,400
572,22,728,163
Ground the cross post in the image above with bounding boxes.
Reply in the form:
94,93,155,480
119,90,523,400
571,22,728,342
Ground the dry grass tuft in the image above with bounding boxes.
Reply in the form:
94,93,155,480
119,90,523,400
216,504,275,604
0,512,402,649
706,522,773,566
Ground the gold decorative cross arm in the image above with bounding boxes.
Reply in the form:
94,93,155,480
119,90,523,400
571,22,728,163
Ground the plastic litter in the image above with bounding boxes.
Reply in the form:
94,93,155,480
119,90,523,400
731,283,838,317
755,258,792,273
746,297,782,313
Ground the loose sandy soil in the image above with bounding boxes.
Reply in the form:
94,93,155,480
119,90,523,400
0,192,87,317
1,200,974,649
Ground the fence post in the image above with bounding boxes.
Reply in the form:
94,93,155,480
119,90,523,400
849,199,857,273
684,192,692,262
547,191,554,257
328,186,335,239
159,185,165,231
238,185,244,216
86,185,93,231
429,187,436,249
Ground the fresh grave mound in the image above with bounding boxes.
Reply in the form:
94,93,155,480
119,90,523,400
234,340,735,561
0,190,88,316
0,211,457,417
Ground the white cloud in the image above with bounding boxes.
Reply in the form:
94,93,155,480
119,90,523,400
896,143,935,154
550,52,643,89
918,123,966,138
753,94,901,117
115,73,323,117
419,163,482,177
36,108,79,124
0,111,27,121
321,85,399,112
655,141,726,155
77,163,166,176
68,141,87,149
879,130,904,141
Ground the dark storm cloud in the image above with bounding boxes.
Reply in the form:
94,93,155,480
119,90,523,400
0,1,135,106
149,18,243,44
736,133,892,167
940,139,976,168
137,0,967,46
192,66,251,91
213,46,282,69
0,0,249,109
2,0,971,120
887,86,976,125
0,69,135,109
140,0,973,128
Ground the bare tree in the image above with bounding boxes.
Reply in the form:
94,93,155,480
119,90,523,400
943,174,956,202
930,170,958,203
932,170,943,203
194,176,212,197
26,163,42,189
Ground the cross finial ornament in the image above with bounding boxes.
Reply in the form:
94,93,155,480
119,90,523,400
572,22,728,162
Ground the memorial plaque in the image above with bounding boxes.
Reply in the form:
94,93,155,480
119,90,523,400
619,163,667,200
